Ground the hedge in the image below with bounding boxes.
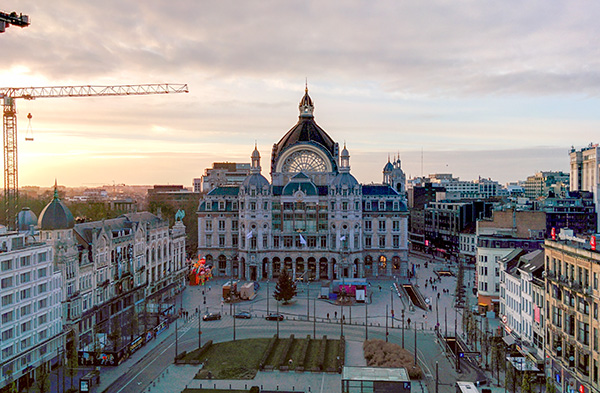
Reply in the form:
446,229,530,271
259,335,278,370
278,334,295,370
317,335,327,371
297,335,310,370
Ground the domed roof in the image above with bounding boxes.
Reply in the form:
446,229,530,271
242,173,270,190
331,172,359,189
273,89,336,161
38,187,75,230
17,207,38,231
383,161,393,172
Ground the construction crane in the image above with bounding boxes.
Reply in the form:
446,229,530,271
0,10,30,33
0,83,189,228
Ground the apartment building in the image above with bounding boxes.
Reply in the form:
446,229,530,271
544,230,600,393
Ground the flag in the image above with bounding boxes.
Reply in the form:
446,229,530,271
246,230,253,240
340,235,346,242
299,234,307,246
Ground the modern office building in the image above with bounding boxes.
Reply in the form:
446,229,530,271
570,144,600,232
523,171,569,199
199,162,251,194
0,229,63,391
197,89,409,280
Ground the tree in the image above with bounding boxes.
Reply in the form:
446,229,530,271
108,316,122,352
491,338,505,386
273,269,297,304
481,319,491,369
506,361,519,393
546,377,557,393
521,371,534,393
66,330,79,391
35,363,51,393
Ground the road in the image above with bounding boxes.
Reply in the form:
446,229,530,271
101,252,487,393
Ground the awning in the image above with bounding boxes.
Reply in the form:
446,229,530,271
503,335,516,346
507,356,539,372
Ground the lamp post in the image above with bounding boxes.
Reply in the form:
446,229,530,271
365,295,368,340
401,308,405,348
313,297,316,338
307,280,310,321
414,325,418,367
390,287,394,328
198,310,202,348
385,304,389,342
267,280,270,315
276,300,280,338
233,301,236,341
340,302,344,338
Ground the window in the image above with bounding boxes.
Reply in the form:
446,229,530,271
232,235,238,248
218,235,225,248
1,260,12,272
38,329,47,341
232,220,238,231
2,328,14,341
2,346,13,359
20,305,31,316
38,298,48,310
218,220,225,231
1,311,14,324
342,202,348,211
364,220,372,232
37,267,47,278
273,236,279,248
379,236,386,248
205,220,212,231
21,320,31,333
1,277,12,289
1,294,13,307
365,201,371,211
20,272,30,284
365,236,372,249
20,256,31,267
393,235,400,248
250,202,256,211
393,221,400,232
38,313,47,325
378,220,386,232
38,283,48,294
38,252,47,263
20,288,31,301
205,234,212,247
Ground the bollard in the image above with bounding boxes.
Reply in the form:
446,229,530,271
277,386,279,391
293,386,295,391
230,384,232,389
309,387,311,392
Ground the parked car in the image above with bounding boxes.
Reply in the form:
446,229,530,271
265,313,284,321
234,311,252,319
203,312,221,321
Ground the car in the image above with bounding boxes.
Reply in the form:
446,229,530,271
202,312,221,321
234,311,252,319
265,313,284,321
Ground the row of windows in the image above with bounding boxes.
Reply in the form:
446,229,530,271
0,254,48,272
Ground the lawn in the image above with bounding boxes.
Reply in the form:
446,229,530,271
190,338,271,379
187,336,343,380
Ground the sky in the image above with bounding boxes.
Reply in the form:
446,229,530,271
1,1,599,188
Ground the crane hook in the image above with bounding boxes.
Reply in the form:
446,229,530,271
25,112,33,141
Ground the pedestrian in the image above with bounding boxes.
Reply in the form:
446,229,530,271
437,293,440,299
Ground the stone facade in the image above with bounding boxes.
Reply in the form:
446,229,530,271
197,89,409,281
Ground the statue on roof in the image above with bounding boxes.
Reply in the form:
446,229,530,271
175,209,185,222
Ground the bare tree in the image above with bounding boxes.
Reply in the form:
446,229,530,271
35,363,51,393
66,330,79,391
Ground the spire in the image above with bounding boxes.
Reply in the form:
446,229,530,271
53,179,59,200
340,142,350,173
299,82,314,118
251,144,261,174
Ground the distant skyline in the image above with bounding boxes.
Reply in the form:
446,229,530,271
2,1,597,188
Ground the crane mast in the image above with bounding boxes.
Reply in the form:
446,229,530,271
0,83,188,229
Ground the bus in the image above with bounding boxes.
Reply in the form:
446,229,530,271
456,381,478,393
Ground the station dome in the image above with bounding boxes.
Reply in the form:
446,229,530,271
38,187,75,230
